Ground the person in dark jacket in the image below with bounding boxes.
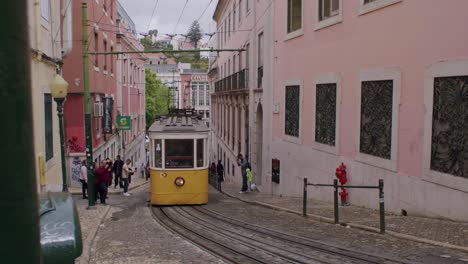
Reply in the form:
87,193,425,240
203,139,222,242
113,155,124,188
216,160,224,190
95,160,109,204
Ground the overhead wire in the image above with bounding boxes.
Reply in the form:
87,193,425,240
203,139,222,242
147,0,159,32
172,0,189,35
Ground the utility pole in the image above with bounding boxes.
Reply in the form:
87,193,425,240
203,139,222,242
82,3,95,207
1,0,41,262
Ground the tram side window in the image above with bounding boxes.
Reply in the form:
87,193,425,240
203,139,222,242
197,139,204,167
165,139,194,168
154,139,162,168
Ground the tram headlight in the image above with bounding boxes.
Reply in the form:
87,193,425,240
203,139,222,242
174,177,185,187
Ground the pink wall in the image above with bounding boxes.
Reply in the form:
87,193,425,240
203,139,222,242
273,0,468,178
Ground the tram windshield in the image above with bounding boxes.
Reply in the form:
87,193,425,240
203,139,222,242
154,139,162,168
165,139,194,168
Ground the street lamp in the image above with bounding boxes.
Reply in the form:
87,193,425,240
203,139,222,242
50,73,69,192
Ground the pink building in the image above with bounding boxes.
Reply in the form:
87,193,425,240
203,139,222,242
210,0,273,188
62,0,146,187
210,0,468,220
270,0,468,220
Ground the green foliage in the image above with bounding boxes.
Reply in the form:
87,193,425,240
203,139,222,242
146,69,170,128
187,20,202,48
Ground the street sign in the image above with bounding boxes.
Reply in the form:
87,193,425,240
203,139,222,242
116,116,131,130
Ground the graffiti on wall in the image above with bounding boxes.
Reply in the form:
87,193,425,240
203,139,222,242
70,157,82,183
68,136,85,153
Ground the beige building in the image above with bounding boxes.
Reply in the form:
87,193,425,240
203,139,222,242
28,0,73,191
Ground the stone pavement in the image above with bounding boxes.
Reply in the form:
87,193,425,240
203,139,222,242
70,174,148,196
220,182,468,251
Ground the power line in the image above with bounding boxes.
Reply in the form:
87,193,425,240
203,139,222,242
147,0,159,32
173,0,189,35
196,0,214,23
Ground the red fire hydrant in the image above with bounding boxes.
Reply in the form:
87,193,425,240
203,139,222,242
335,163,349,206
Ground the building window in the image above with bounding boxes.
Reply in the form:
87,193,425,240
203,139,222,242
224,21,227,42
110,46,114,73
239,0,242,22
257,32,264,88
44,94,53,161
285,85,300,137
246,0,250,12
233,6,236,31
287,0,302,33
359,0,402,15
228,12,231,38
199,85,204,106
103,40,108,71
315,83,336,146
206,84,210,106
431,76,468,178
94,33,99,67
319,0,340,21
41,0,51,21
192,83,197,107
360,80,393,159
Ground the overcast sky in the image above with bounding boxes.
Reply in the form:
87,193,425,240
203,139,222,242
118,0,218,40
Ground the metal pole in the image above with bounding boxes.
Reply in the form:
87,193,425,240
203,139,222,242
56,98,68,192
303,178,308,217
333,179,339,224
0,0,41,261
379,179,385,234
82,3,96,207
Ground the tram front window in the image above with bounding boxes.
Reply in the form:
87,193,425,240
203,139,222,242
165,139,194,168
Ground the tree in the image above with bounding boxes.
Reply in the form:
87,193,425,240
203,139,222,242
187,20,202,48
145,69,170,128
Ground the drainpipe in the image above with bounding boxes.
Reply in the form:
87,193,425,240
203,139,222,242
0,1,41,262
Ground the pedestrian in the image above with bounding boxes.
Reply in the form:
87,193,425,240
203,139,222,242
216,160,224,190
237,154,249,194
95,160,109,204
140,163,145,178
105,158,113,187
112,155,124,189
79,160,88,199
122,159,134,196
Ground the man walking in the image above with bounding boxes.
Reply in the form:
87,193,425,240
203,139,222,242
112,155,124,188
79,160,88,199
216,160,224,191
237,154,249,194
95,160,109,204
122,159,133,196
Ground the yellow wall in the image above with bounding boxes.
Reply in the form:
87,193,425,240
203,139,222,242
150,169,208,205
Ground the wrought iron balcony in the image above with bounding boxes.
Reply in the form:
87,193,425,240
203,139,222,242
214,69,249,94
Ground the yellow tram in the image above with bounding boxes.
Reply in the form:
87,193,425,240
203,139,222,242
148,113,209,205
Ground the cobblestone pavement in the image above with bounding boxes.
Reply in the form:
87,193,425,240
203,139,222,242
70,175,148,196
206,188,468,264
221,182,468,249
75,183,224,264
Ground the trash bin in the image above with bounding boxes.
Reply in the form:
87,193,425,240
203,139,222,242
39,192,83,264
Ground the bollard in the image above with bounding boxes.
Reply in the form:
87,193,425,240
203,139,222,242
303,178,308,217
333,179,339,224
379,179,385,234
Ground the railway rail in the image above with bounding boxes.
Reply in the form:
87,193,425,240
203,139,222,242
152,205,411,264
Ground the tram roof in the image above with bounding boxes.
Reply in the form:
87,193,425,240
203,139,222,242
148,115,209,133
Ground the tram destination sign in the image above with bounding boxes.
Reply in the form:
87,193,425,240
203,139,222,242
117,116,131,130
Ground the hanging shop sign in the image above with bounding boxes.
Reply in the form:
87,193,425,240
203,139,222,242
102,96,113,133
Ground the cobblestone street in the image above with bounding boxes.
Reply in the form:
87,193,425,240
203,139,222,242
72,182,468,263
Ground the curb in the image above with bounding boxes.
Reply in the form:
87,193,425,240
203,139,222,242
79,205,112,264
70,180,149,196
221,189,468,254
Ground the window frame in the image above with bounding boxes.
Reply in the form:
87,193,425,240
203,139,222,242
285,0,304,41
312,73,341,155
315,0,343,31
355,68,401,171
358,0,402,16
423,60,468,192
283,80,303,144
44,94,54,161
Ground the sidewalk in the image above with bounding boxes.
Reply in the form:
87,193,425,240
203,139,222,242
221,182,468,252
69,175,148,196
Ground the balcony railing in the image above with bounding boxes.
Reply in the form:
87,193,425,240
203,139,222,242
214,69,249,93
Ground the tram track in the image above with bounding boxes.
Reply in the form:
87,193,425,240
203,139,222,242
152,205,411,264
